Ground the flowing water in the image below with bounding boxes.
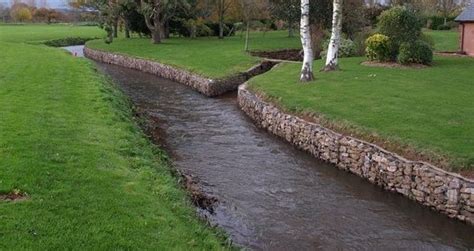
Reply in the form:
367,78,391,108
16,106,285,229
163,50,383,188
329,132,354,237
62,45,85,57
91,59,473,250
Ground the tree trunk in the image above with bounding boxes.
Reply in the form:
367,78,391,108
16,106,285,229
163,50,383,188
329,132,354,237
105,25,113,44
244,20,250,51
151,28,161,44
219,18,224,39
142,0,163,44
324,0,343,71
288,22,294,37
218,0,225,39
300,0,314,82
113,18,118,38
159,22,170,39
191,23,197,39
124,21,130,38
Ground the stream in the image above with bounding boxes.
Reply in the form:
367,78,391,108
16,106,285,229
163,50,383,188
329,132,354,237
66,46,474,250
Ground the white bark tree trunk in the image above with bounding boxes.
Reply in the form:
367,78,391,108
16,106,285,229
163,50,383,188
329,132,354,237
324,0,343,71
300,0,314,82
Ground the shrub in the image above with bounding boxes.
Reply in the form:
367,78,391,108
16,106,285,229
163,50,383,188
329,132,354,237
182,19,213,38
205,22,236,37
437,24,451,30
420,33,435,48
364,4,389,27
170,19,234,37
353,28,373,56
436,21,457,30
320,37,357,59
44,37,95,47
397,40,433,65
378,6,422,57
426,16,457,30
365,33,391,61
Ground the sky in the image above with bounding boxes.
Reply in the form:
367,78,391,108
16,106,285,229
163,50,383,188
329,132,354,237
0,0,70,9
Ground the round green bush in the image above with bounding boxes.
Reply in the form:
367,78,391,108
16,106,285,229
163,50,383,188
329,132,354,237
397,40,433,65
320,38,357,59
378,6,422,57
365,33,391,61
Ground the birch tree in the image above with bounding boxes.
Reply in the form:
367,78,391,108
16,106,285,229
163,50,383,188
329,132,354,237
300,0,314,82
324,0,343,71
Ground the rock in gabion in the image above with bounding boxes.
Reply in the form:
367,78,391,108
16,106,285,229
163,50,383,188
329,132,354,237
84,47,275,97
238,83,474,225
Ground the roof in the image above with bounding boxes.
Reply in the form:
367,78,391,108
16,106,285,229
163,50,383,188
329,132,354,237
456,4,474,22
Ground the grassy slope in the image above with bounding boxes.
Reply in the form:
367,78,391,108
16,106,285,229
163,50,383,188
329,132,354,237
248,56,474,171
0,24,105,43
0,25,226,249
425,29,459,52
87,31,301,78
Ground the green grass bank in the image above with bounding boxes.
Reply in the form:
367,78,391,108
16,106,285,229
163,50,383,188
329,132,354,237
0,25,228,249
85,26,469,172
85,29,460,79
86,31,301,78
248,56,474,173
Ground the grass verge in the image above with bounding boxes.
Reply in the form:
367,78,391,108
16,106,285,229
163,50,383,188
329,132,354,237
0,26,228,249
86,31,302,78
248,56,474,173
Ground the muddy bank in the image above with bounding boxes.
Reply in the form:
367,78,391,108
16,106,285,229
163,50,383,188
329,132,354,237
84,47,276,97
251,49,303,61
96,62,474,250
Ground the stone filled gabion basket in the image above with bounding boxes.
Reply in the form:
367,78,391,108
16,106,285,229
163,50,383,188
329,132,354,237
84,47,276,97
237,83,474,225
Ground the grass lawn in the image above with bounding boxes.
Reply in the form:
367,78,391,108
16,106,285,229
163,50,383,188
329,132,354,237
248,56,474,172
86,31,302,78
424,29,459,52
0,25,227,249
0,23,105,43
86,29,459,78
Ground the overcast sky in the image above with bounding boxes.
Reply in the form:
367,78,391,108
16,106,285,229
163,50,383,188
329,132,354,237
0,0,70,8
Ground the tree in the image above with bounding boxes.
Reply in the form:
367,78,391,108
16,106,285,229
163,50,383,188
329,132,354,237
33,7,61,23
300,0,314,82
238,0,269,51
117,0,137,38
270,0,300,37
69,0,119,43
324,0,343,71
438,0,457,24
0,4,10,23
214,0,232,39
141,0,189,43
10,3,32,22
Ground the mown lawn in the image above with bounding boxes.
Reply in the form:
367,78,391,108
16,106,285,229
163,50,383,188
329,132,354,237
0,23,105,43
87,31,302,78
86,29,459,78
0,25,227,249
424,29,459,52
248,56,474,172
